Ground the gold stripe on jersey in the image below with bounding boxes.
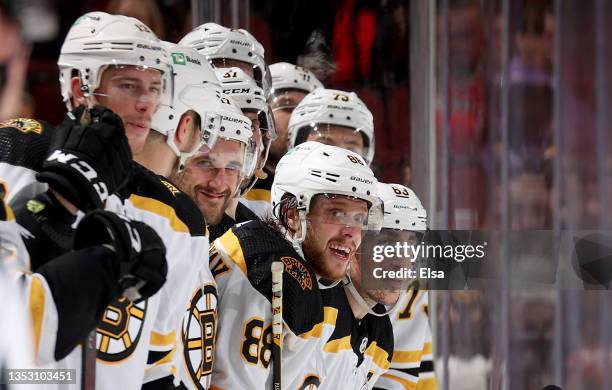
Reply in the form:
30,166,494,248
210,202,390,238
323,335,351,353
150,331,177,347
392,349,424,364
153,345,176,367
299,306,338,339
392,341,433,365
243,189,271,202
217,231,247,275
365,341,391,371
381,372,417,389
29,275,45,360
4,203,14,221
416,377,438,390
129,195,189,233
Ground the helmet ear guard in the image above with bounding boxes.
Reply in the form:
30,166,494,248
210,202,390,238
150,42,222,170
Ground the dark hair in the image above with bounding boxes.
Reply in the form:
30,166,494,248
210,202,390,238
265,193,298,234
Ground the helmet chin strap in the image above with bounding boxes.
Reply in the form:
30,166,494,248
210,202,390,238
343,273,399,317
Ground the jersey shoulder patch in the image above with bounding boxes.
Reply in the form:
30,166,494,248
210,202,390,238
127,164,207,236
0,118,53,171
219,220,323,335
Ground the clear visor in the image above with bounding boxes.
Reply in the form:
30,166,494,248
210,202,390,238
297,123,370,162
92,64,173,108
306,193,383,231
269,89,308,113
188,138,256,197
246,109,275,171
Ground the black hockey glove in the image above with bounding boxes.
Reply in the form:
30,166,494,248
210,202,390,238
37,105,133,212
74,210,168,302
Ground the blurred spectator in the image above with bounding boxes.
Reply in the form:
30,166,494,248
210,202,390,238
108,0,165,39
436,0,488,229
509,0,554,86
0,2,32,121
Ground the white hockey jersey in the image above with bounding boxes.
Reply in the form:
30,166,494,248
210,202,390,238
374,284,438,390
209,220,325,389
0,118,216,390
306,285,394,390
239,166,274,220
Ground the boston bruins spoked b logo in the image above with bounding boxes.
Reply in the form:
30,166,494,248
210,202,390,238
182,284,218,390
96,297,147,362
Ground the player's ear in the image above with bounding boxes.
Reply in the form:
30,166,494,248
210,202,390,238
71,77,87,106
176,111,201,153
175,113,191,150
285,205,301,236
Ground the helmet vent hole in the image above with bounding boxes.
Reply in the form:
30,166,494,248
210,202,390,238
156,59,160,64
139,56,145,61
323,152,330,157
366,190,371,195
220,126,225,132
352,187,357,192
169,114,174,120
237,130,241,135
248,52,252,56
246,99,252,103
232,48,237,53
346,116,351,120
329,114,334,118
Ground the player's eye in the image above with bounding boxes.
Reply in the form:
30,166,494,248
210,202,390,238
119,82,138,91
197,159,215,168
330,210,345,221
149,85,161,96
353,213,367,225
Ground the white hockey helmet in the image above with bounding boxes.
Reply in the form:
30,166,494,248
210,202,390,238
269,62,323,95
58,12,173,110
287,88,375,165
179,23,271,96
216,67,276,179
151,42,221,168
271,141,383,242
183,89,258,189
345,183,428,317
377,183,427,231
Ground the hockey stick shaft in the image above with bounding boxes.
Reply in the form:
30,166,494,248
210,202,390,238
271,261,284,390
